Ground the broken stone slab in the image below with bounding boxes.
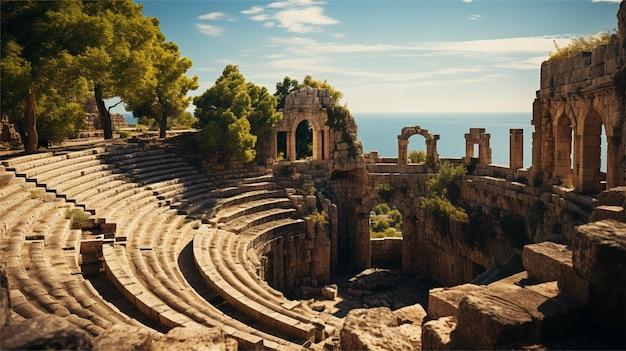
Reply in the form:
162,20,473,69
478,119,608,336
91,323,154,351
597,186,626,206
1,266,10,328
572,219,626,293
340,306,423,351
421,316,460,350
455,283,584,350
427,283,482,319
522,242,572,283
572,219,626,332
151,325,237,351
590,205,626,222
1,314,93,350
320,284,338,300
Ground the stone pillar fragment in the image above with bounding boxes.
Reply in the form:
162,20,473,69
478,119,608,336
510,129,524,170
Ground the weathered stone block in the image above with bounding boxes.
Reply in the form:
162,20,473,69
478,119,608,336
151,325,237,351
427,284,482,319
421,316,459,350
92,323,153,351
572,220,626,292
340,307,423,351
456,284,583,349
522,241,572,283
590,205,626,222
1,315,93,350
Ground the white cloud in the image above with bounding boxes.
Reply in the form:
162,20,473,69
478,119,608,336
462,0,473,2
264,22,276,28
196,23,224,37
467,14,482,21
241,6,264,15
269,35,572,56
199,12,224,20
198,12,235,22
274,6,339,33
242,0,339,33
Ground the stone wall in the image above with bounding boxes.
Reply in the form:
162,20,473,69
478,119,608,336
370,237,402,268
532,7,625,192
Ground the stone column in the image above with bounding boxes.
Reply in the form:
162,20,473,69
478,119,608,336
509,129,524,170
398,138,409,171
478,132,492,166
426,135,440,167
287,130,296,161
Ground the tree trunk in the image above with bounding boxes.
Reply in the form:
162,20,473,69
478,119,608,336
94,82,113,139
25,87,38,153
159,110,167,139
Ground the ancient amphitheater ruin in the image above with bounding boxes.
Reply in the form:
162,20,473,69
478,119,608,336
1,4,625,351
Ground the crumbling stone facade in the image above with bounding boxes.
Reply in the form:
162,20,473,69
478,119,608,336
532,7,625,192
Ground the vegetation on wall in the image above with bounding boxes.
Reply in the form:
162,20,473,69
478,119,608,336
421,162,469,233
548,31,614,62
409,150,427,163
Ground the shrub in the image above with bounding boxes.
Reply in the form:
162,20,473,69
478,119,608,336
388,209,402,226
548,32,614,62
371,228,402,238
426,162,466,198
422,195,469,225
408,149,426,163
372,203,391,215
309,209,328,232
378,183,396,202
66,208,90,229
372,219,390,233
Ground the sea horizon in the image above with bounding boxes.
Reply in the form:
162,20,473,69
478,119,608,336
354,112,534,168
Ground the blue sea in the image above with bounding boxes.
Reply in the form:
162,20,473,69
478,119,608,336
125,111,607,171
354,112,533,167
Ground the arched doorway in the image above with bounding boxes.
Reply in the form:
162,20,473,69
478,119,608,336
369,202,402,268
398,126,439,169
578,110,603,193
295,120,313,160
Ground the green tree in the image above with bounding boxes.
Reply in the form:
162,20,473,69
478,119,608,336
194,65,280,162
1,0,165,149
409,150,427,163
372,219,390,233
126,41,198,138
372,203,391,215
274,76,300,110
81,0,162,139
1,1,96,151
388,209,403,227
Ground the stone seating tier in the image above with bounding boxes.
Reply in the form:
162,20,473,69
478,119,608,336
193,218,322,342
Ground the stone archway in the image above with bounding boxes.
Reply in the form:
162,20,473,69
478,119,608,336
273,87,333,162
397,126,439,170
576,110,604,193
356,188,417,273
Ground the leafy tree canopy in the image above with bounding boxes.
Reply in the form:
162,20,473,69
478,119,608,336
193,65,281,162
0,0,169,148
125,41,199,138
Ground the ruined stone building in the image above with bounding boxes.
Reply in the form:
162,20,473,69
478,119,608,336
0,4,624,351
532,8,625,193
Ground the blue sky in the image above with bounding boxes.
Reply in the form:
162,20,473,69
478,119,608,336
134,0,621,113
